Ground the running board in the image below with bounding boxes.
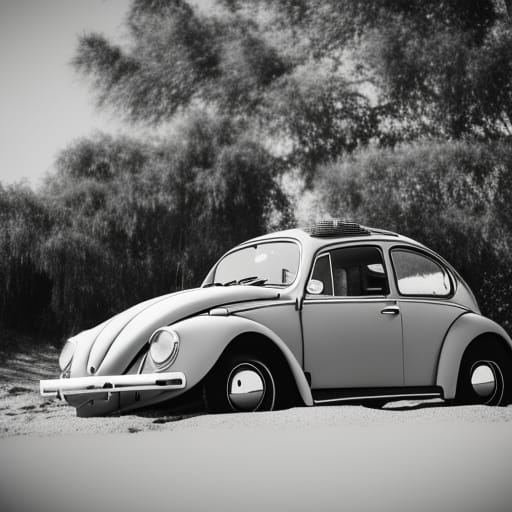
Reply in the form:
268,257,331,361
312,386,443,405
314,392,441,405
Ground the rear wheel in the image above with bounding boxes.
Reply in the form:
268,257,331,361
455,342,511,406
203,353,277,413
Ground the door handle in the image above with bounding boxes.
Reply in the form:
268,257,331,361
380,306,400,315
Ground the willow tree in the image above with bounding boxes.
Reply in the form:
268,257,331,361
42,114,289,333
0,184,53,334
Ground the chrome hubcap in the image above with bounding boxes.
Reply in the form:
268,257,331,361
227,363,265,411
471,362,496,398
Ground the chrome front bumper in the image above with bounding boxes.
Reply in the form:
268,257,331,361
40,372,187,397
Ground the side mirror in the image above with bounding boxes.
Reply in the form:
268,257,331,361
306,279,324,295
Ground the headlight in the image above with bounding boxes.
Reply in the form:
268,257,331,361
58,339,76,371
149,328,180,367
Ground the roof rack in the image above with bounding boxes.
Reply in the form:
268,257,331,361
304,219,371,238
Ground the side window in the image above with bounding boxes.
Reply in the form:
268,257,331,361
309,246,389,297
330,246,389,296
391,249,451,296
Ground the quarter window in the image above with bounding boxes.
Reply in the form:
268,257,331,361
310,254,333,295
391,249,451,296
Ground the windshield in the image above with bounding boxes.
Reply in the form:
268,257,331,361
213,242,300,288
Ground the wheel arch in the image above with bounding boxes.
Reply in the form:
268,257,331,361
214,331,306,407
171,315,313,406
436,313,512,399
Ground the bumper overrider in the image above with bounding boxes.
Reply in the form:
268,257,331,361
40,371,186,397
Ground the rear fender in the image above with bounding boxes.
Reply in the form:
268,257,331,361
436,313,512,399
151,314,313,406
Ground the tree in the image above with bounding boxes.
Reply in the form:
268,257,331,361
316,139,512,330
73,0,512,182
228,0,512,139
0,184,53,334
73,0,381,182
40,114,289,333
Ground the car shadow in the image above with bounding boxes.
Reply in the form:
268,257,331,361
365,399,447,412
133,398,207,423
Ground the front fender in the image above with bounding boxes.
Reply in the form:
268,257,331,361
436,313,512,399
159,314,313,406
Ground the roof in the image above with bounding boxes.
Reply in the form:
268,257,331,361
242,220,424,250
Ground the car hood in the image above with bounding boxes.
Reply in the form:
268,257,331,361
86,286,281,375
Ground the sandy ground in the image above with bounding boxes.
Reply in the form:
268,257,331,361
1,346,512,512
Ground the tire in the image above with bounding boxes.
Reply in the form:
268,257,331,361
455,342,512,406
203,353,277,413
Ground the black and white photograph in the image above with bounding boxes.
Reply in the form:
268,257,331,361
1,1,512,511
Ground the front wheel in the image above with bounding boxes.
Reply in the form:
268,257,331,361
203,353,277,413
455,343,511,406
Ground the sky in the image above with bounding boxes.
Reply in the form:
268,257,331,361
0,0,131,187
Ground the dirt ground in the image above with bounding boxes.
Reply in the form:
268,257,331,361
2,344,512,437
2,345,512,512
0,344,204,437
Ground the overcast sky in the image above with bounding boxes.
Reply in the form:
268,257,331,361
0,0,131,186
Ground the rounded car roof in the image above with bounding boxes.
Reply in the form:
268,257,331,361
240,227,427,251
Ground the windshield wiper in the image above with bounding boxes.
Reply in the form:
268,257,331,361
205,277,268,287
236,276,268,286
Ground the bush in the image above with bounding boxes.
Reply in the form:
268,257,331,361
317,139,512,331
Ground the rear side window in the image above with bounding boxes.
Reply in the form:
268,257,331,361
391,249,451,297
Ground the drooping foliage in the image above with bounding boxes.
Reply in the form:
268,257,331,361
317,140,512,330
0,184,53,334
0,116,289,336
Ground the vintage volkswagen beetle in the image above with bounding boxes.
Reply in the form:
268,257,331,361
41,220,512,416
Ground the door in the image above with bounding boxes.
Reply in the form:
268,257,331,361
302,245,403,389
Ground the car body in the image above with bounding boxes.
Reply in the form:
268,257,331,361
41,220,512,416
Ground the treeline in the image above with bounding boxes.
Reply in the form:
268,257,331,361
0,116,289,337
3,0,512,340
4,137,512,337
